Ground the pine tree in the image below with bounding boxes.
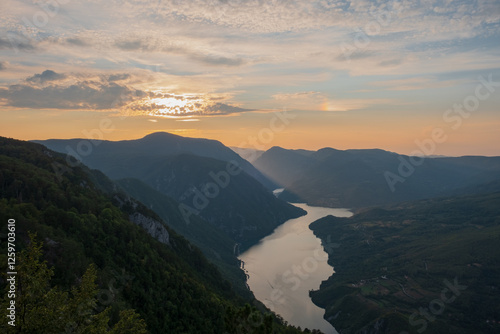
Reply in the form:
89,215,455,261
0,233,147,333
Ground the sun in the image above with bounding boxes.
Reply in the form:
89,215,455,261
151,97,190,110
125,92,207,117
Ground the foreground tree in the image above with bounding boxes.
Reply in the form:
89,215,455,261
1,233,148,334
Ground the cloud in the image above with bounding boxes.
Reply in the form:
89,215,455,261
65,38,89,47
370,77,466,91
0,70,252,115
0,35,35,51
0,61,7,70
0,71,144,110
193,55,246,67
272,91,322,100
115,39,145,51
111,35,248,67
176,118,199,122
378,58,404,67
0,82,141,110
26,70,66,85
321,98,396,112
199,102,250,115
126,93,252,117
106,73,131,82
271,91,326,110
335,50,376,62
0,0,499,118
149,0,353,33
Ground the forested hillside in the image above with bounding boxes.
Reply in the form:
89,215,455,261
254,146,500,208
308,192,500,333
0,137,309,334
116,177,251,299
36,133,305,250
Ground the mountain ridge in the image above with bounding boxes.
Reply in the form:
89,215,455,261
35,133,305,249
253,145,500,208
34,131,276,189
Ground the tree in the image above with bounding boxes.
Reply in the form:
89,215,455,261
0,233,147,334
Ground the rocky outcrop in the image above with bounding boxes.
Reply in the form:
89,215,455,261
129,212,170,246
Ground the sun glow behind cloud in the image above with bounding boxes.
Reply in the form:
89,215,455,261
122,91,251,118
147,93,202,117
0,0,499,155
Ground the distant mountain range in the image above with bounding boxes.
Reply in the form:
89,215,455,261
35,133,305,250
10,133,500,333
253,146,500,208
230,146,265,163
36,132,276,189
0,136,308,334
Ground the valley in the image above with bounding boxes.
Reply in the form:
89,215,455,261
2,2,499,332
2,132,499,334
240,204,352,334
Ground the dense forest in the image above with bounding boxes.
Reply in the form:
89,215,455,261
0,137,312,333
309,192,500,333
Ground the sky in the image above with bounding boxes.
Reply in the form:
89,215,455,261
0,0,499,156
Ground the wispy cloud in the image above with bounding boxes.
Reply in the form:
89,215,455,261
369,76,466,91
321,98,396,112
0,0,499,115
0,35,36,51
272,91,326,110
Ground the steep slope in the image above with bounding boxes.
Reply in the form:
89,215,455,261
308,192,500,333
253,146,317,192
36,133,305,246
36,135,305,250
0,136,307,334
114,153,304,249
35,132,276,189
230,146,265,163
115,177,251,298
254,146,500,208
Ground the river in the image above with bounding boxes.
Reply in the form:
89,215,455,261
239,203,352,333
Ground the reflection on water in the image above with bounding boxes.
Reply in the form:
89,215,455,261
239,203,352,334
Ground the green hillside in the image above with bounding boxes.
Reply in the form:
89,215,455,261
36,134,304,250
0,137,308,334
308,192,500,333
116,177,251,299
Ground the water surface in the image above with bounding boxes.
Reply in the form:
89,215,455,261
239,203,352,333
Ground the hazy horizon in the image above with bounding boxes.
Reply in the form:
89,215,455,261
1,0,500,156
24,130,499,158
